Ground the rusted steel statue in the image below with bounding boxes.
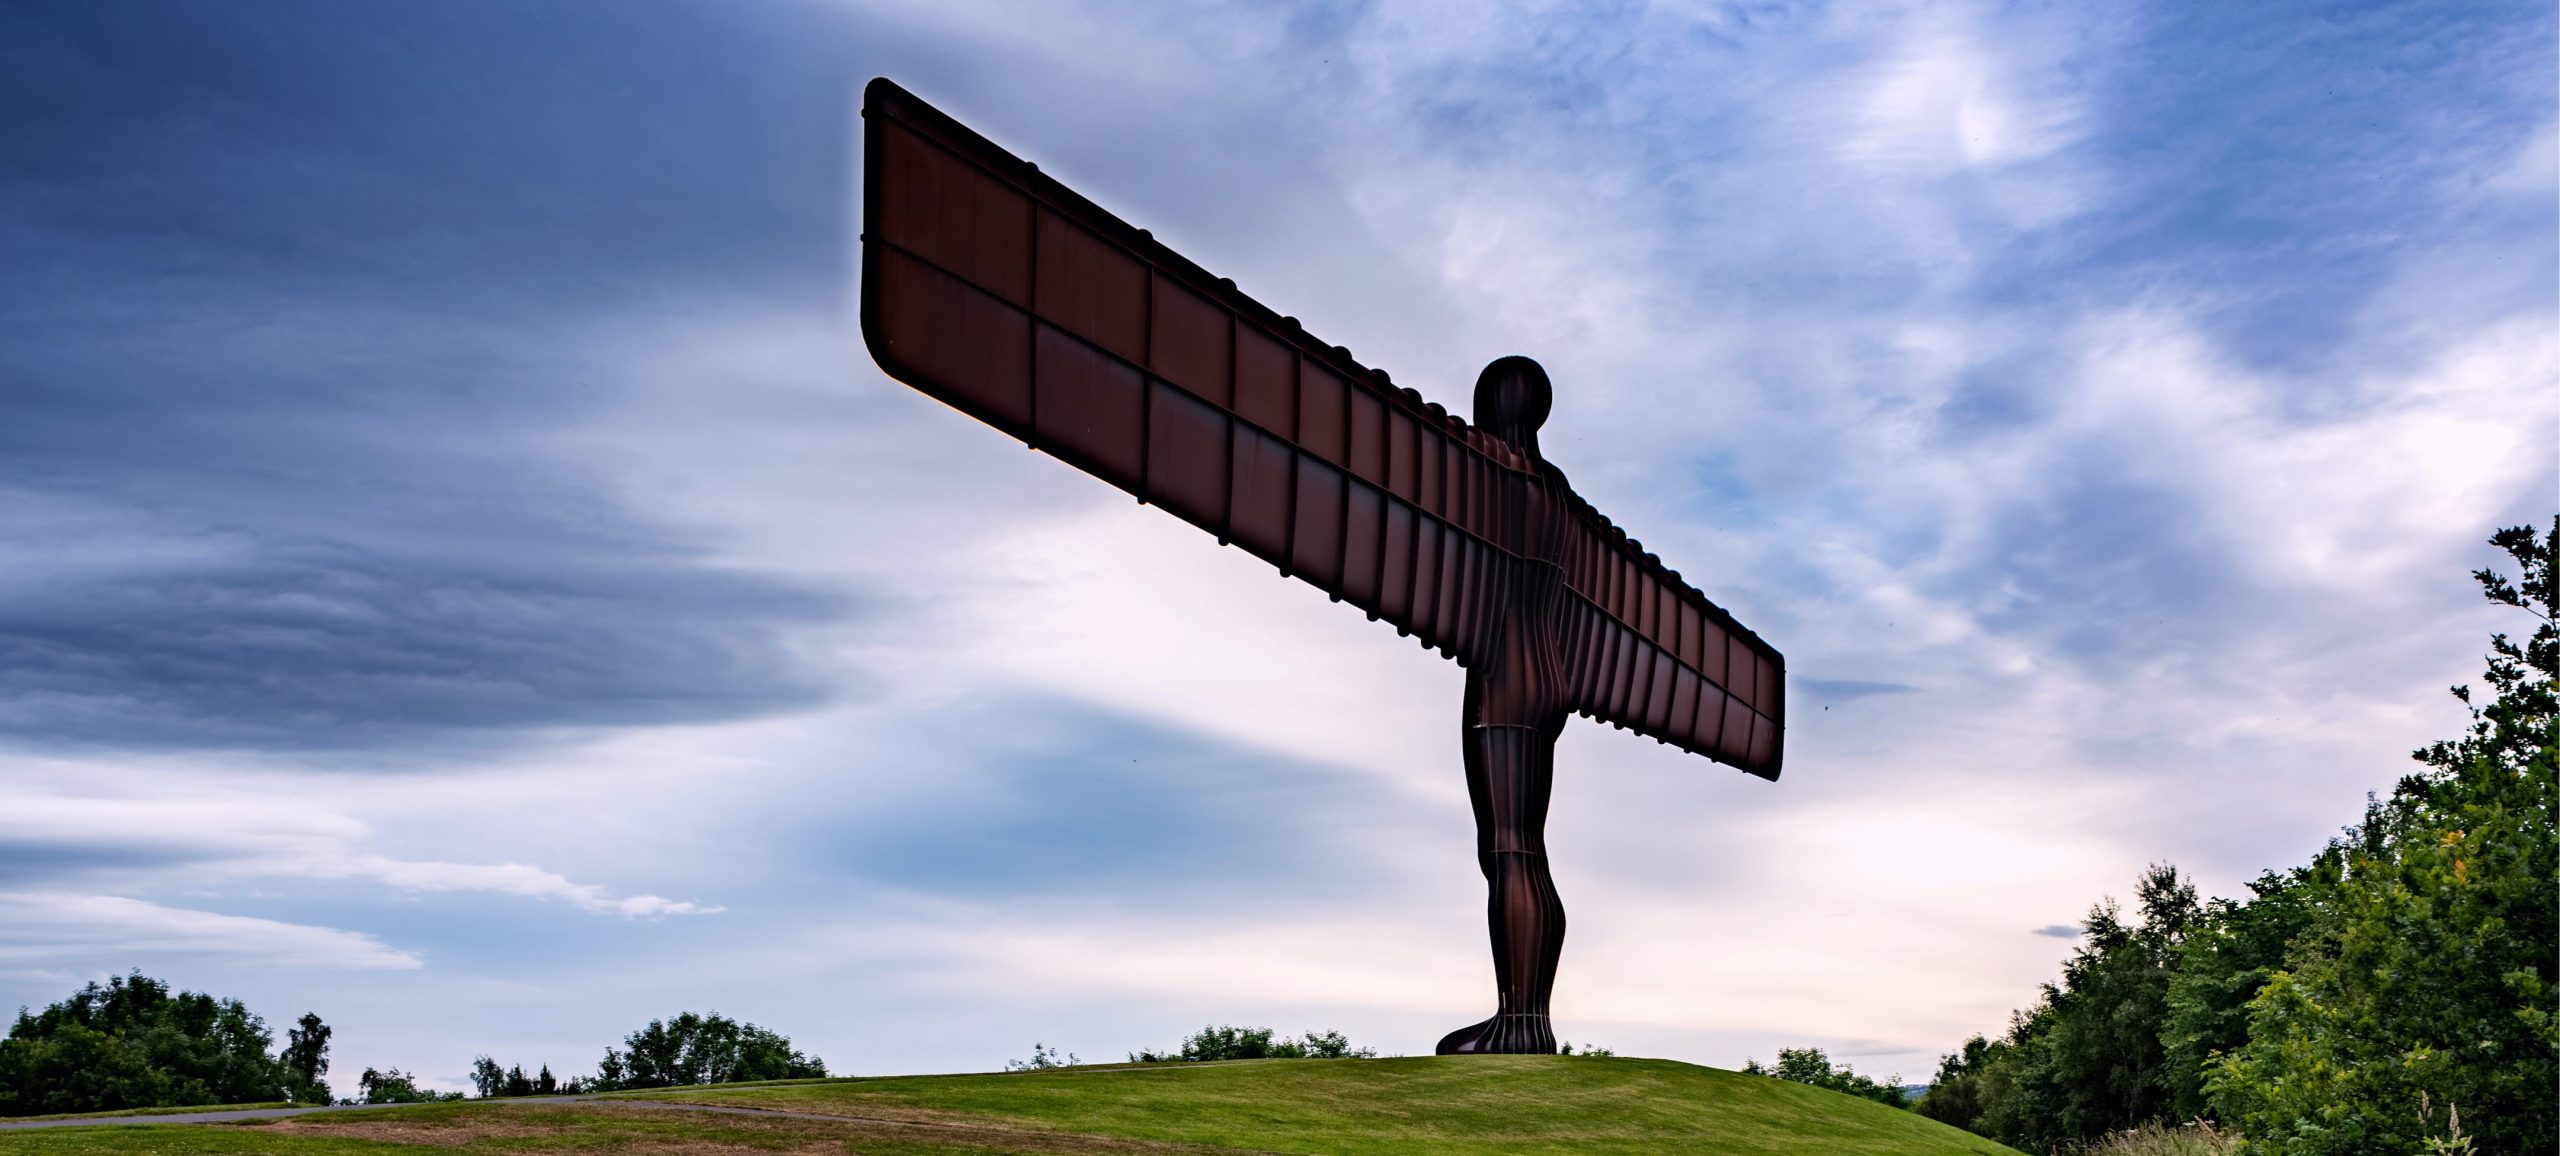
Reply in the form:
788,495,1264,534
858,79,1785,1055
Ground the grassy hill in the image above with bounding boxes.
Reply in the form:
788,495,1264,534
3,1057,2024,1155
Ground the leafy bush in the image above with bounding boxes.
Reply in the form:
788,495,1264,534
2054,1120,2240,1156
0,973,332,1116
354,1066,455,1104
589,1011,827,1091
1128,1025,1377,1063
1741,1046,1909,1109
1559,1042,1615,1057
1005,1043,1078,1071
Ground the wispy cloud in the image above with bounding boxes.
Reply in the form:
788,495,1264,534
0,892,421,970
0,786,719,918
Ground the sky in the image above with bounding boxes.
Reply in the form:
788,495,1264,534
1,0,2552,1090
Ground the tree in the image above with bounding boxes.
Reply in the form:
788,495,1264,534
588,1012,826,1091
2160,867,2323,1119
1742,1046,1909,1109
1914,1034,2018,1135
1913,864,2201,1149
280,1013,332,1105
2206,521,2557,1155
355,1067,448,1104
2011,865,2199,1144
473,1054,580,1098
0,973,314,1116
1126,1025,1377,1063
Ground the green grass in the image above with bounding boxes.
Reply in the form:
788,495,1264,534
0,1058,2026,1155
657,1056,2023,1155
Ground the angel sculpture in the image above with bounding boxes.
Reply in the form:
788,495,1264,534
858,79,1784,1054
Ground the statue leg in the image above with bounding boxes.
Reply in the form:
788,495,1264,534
1436,689,1565,1055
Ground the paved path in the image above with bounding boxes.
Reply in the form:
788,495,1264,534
1,1096,1105,1136
0,1103,391,1131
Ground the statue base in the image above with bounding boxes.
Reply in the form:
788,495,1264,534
1434,1013,1557,1055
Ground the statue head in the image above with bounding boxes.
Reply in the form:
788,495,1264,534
1472,355,1552,456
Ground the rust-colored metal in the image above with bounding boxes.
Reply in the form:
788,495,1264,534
859,78,1784,1054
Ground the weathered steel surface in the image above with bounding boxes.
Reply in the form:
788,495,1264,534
858,77,1786,1052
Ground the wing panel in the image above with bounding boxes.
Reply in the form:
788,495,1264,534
1297,364,1348,466
1228,425,1294,564
1379,498,1415,625
1718,693,1754,765
1234,327,1296,435
1410,517,1445,647
1643,648,1678,734
874,122,1032,306
1291,458,1345,589
1035,210,1146,364
1147,380,1230,531
1669,666,1701,741
1417,428,1446,519
1342,481,1385,612
1034,325,1145,491
1349,390,1386,486
867,247,1032,430
1388,411,1420,501
1150,274,1231,408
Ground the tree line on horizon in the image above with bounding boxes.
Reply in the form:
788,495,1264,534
0,974,333,1117
1907,520,2556,1155
0,977,828,1116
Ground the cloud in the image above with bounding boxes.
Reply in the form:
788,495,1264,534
0,783,719,918
293,858,722,919
0,0,864,759
0,533,843,753
0,892,421,970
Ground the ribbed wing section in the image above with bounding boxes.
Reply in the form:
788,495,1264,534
861,77,1517,667
1557,503,1785,780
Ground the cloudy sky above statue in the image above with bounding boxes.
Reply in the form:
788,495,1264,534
0,0,2549,1087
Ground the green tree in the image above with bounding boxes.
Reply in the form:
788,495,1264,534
1915,1033,2018,1135
2206,522,2557,1154
1914,865,2200,1149
0,973,315,1116
2159,866,2322,1120
355,1066,449,1104
2014,865,2199,1145
1742,1046,1910,1109
279,1012,332,1105
1127,1025,1377,1063
589,1011,826,1090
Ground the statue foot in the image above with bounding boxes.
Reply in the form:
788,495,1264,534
1433,1013,1556,1055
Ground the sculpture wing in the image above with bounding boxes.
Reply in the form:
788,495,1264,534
861,77,1512,666
1556,500,1785,780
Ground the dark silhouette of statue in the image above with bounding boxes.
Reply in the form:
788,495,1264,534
1440,355,1571,1054
857,79,1785,1054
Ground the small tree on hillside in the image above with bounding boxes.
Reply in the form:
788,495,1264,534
1127,1025,1376,1063
281,1013,332,1105
589,1012,825,1090
356,1067,449,1104
1741,1046,1909,1109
